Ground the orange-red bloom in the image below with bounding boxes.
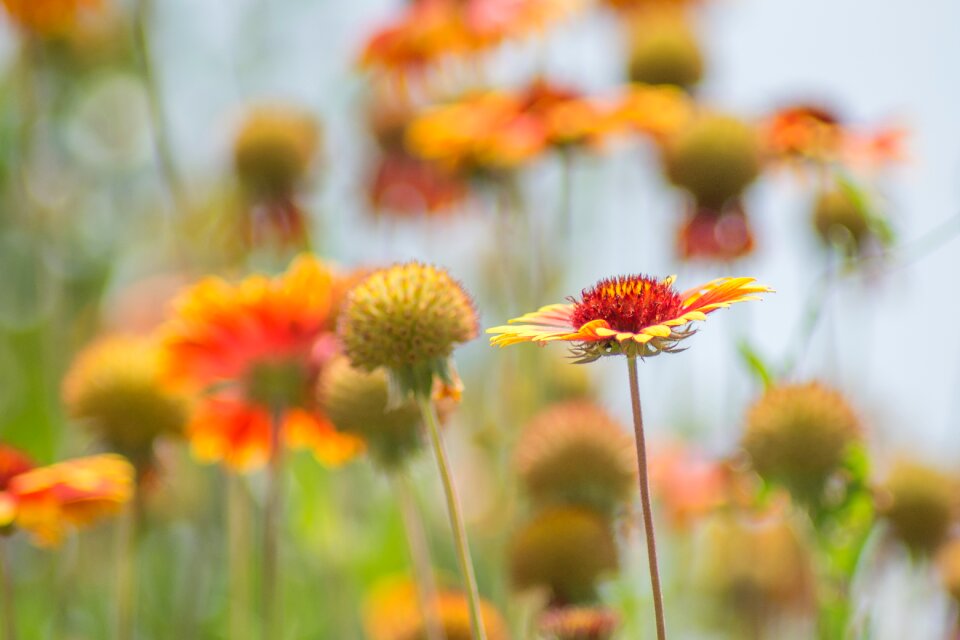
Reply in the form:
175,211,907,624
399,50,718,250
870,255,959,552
0,448,133,547
369,151,469,216
1,0,99,36
162,256,363,471
677,205,755,262
488,274,771,361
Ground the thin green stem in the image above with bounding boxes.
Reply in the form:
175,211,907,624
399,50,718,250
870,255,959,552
626,356,667,640
115,492,140,640
391,472,444,640
261,407,285,640
416,395,487,640
228,474,251,640
0,537,16,640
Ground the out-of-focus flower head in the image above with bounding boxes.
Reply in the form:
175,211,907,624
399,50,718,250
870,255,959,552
762,103,907,171
663,113,762,211
161,255,363,471
610,83,694,142
360,0,580,76
601,0,703,14
406,91,548,176
63,335,188,469
0,452,134,547
694,506,816,626
677,204,755,262
626,7,704,90
369,151,469,217
538,606,619,639
877,459,958,557
337,262,478,399
810,179,892,258
518,80,611,149
233,105,321,201
488,274,771,362
319,356,428,470
650,442,751,530
510,506,619,603
937,538,960,605
1,0,101,37
364,576,509,640
514,401,636,514
742,382,861,505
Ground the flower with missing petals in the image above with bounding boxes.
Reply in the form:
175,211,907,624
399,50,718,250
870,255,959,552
488,274,770,362
515,401,635,514
0,453,134,547
338,262,478,397
877,460,958,556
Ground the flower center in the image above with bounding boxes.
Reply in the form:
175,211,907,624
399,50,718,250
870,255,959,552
571,275,684,334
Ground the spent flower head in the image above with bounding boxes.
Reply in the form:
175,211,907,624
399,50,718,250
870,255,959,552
538,606,619,640
877,459,958,556
338,262,478,398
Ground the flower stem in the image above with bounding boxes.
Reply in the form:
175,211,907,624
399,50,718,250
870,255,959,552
228,474,251,640
0,537,16,640
416,395,487,640
626,356,667,640
391,471,444,640
262,407,285,639
115,491,141,640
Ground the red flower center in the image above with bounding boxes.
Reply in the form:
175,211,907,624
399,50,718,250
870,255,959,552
571,275,684,334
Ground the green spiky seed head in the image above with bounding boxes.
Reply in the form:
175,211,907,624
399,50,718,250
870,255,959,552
509,506,619,603
812,187,871,252
742,382,860,503
337,262,478,379
63,335,188,463
627,16,704,89
664,114,762,208
879,460,957,556
233,106,320,199
515,402,636,514
318,356,423,469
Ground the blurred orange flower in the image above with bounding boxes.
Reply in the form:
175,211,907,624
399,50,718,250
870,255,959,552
162,255,363,471
1,0,100,36
406,91,548,174
0,449,133,547
650,443,741,529
610,84,694,142
369,151,469,216
361,0,579,74
677,205,755,262
518,80,611,149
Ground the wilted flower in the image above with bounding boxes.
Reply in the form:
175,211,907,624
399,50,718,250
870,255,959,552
338,262,478,397
626,9,704,89
63,335,188,468
811,184,876,255
742,382,861,503
162,255,363,470
0,451,134,547
877,460,957,556
664,113,762,210
1,0,100,36
538,606,619,640
364,577,509,640
510,506,619,603
515,401,635,514
488,274,770,362
369,151,469,217
677,206,755,262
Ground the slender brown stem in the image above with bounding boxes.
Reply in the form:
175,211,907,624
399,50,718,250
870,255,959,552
391,472,444,640
626,356,667,640
262,407,285,640
0,537,16,640
417,395,487,640
228,474,251,640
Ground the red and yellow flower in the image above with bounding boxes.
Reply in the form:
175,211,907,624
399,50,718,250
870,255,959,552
0,447,133,547
488,274,771,361
161,255,363,471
